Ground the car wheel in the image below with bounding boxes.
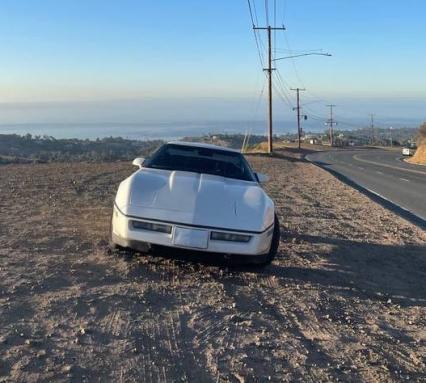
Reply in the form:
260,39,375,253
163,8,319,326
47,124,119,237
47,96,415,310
260,214,280,265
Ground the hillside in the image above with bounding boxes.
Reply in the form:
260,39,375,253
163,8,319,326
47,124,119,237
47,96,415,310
0,150,425,381
407,123,426,165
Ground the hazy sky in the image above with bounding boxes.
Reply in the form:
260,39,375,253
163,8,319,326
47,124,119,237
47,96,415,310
0,0,425,128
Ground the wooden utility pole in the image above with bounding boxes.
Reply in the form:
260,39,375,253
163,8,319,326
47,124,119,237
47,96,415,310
291,88,306,149
253,25,286,153
370,114,375,145
326,104,337,146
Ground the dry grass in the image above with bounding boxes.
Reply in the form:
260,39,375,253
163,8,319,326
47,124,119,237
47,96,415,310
245,141,329,154
407,123,426,164
407,144,426,165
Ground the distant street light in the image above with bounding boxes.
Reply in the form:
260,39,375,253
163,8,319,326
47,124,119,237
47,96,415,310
272,52,332,61
272,51,332,149
389,126,393,147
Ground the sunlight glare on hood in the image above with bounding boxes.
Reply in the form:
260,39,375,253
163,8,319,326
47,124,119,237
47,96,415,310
243,186,263,206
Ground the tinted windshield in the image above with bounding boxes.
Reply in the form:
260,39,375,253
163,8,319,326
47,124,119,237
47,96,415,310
144,144,256,182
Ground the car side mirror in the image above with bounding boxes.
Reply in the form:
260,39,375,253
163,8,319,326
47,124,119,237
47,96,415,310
132,157,145,168
256,172,269,183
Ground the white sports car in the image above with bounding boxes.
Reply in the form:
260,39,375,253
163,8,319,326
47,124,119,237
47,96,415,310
110,142,280,264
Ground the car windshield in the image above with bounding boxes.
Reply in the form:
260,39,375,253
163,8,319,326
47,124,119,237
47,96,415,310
144,144,256,182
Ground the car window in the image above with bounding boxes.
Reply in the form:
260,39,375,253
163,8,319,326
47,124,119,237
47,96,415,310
144,144,256,181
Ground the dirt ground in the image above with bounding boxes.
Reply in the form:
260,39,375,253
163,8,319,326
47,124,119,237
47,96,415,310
0,151,425,382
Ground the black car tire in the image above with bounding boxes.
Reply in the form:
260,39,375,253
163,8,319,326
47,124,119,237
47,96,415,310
261,214,280,265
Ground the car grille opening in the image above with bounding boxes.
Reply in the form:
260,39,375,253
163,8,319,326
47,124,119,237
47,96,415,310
131,220,172,234
210,231,252,243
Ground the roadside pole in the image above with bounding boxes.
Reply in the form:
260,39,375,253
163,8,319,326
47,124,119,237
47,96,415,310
326,104,337,146
291,88,306,149
253,25,286,154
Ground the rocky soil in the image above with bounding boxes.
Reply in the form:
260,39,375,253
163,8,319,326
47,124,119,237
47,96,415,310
0,151,425,382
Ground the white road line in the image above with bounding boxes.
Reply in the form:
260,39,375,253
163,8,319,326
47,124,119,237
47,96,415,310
362,186,426,222
307,155,426,225
353,154,426,175
376,171,383,175
400,178,410,182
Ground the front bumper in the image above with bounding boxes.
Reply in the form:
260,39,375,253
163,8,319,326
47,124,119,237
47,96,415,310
111,205,274,256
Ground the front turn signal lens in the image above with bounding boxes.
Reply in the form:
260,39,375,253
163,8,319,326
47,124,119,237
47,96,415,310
210,231,251,242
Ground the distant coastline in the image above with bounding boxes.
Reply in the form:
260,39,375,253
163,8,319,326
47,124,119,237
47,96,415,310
0,121,283,141
0,126,419,165
0,119,421,141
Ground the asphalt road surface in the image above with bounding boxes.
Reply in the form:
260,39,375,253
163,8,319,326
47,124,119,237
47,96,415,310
307,149,426,222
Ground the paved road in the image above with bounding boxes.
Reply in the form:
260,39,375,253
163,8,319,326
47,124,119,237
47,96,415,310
307,149,426,222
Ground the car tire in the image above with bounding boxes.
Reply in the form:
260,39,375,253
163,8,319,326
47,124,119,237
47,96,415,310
260,214,280,265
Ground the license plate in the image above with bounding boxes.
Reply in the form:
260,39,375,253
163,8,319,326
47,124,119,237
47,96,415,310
173,227,208,249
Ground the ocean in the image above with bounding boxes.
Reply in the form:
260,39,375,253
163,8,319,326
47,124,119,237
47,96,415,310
0,120,300,141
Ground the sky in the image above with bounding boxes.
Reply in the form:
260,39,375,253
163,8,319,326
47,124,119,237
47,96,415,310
0,0,425,132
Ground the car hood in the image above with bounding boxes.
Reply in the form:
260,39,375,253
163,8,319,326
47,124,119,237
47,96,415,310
115,168,274,232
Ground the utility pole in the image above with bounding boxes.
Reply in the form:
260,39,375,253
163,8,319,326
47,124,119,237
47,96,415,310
291,88,306,149
253,25,286,153
370,114,375,145
326,104,337,146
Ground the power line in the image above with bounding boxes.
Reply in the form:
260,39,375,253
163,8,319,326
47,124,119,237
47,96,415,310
302,104,327,119
305,105,376,129
300,99,325,107
245,76,268,149
273,82,294,109
267,12,393,133
303,103,367,129
332,117,361,128
274,0,277,27
282,0,287,23
247,0,256,25
274,52,331,61
275,48,328,54
273,0,277,59
247,0,265,67
275,68,293,90
282,32,306,88
274,69,294,107
265,0,269,26
302,89,398,125
252,0,260,25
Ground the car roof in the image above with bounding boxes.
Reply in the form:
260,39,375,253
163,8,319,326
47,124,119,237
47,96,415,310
167,141,241,153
